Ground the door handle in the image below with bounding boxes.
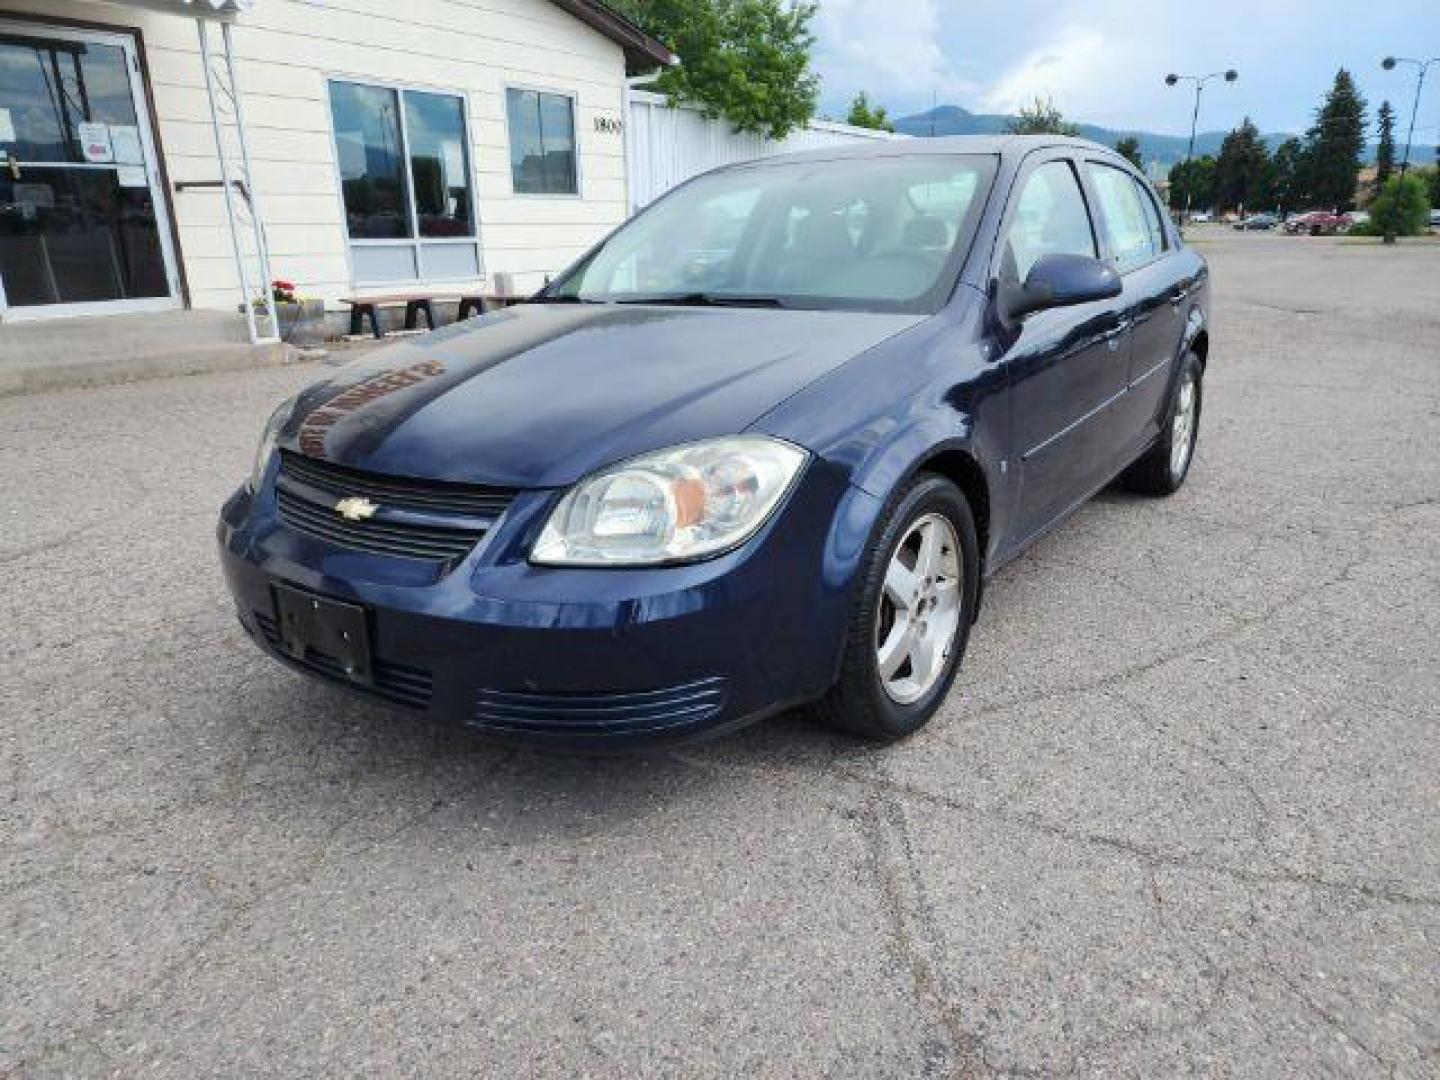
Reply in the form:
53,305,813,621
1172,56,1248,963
5,152,19,181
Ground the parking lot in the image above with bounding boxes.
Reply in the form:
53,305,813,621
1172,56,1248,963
2,230,1437,1076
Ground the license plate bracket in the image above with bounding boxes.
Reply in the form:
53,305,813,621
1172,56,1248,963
272,583,373,685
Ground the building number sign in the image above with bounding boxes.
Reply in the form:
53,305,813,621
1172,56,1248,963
594,115,624,135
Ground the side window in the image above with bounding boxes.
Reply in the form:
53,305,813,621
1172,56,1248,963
1002,160,1096,281
1133,177,1168,255
1086,163,1156,272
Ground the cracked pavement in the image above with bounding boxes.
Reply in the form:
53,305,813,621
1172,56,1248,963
2,231,1438,1076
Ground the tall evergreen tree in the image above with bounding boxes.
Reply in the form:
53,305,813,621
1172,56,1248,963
1267,137,1307,212
1304,68,1368,211
1213,117,1270,212
1167,155,1217,211
1375,100,1396,187
1114,137,1143,168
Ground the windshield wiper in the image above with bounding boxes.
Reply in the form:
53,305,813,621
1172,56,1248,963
609,292,791,309
530,294,604,304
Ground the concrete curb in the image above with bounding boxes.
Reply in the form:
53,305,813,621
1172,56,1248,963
0,340,300,398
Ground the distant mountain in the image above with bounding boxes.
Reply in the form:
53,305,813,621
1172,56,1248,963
893,105,1435,176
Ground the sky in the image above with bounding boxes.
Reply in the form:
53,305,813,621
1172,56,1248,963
812,0,1439,143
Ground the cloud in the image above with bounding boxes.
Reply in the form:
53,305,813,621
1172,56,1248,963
812,0,975,114
981,25,1145,124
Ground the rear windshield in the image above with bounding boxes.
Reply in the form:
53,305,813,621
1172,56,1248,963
546,154,998,313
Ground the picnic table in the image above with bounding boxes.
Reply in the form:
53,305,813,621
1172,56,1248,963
340,292,528,339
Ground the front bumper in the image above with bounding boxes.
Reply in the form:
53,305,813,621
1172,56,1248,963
217,465,864,749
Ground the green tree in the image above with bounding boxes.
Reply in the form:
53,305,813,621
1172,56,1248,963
1369,173,1430,241
1375,100,1396,188
615,0,819,139
1004,96,1080,137
1168,154,1217,211
1114,136,1143,168
1213,117,1271,212
1303,68,1367,211
845,91,894,132
1267,137,1307,212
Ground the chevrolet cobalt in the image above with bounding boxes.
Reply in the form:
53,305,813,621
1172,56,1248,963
219,136,1209,747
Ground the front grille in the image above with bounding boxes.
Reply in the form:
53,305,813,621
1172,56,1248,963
472,677,728,737
254,612,433,708
276,451,512,562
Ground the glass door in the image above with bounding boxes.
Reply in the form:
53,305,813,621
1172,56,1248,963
0,21,180,318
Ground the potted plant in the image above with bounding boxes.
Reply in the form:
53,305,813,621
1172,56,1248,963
248,279,326,346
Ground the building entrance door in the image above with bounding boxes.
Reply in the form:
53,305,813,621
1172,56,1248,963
0,20,180,319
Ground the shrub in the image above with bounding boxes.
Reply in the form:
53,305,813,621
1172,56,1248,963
1368,174,1430,241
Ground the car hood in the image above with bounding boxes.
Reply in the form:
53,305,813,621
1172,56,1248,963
277,303,918,488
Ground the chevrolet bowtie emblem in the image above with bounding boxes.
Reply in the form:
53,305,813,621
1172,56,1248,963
334,496,378,521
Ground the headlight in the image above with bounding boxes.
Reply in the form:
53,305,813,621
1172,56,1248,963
531,436,808,566
249,397,294,492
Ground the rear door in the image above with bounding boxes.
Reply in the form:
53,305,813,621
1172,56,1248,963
1082,161,1193,455
996,152,1133,541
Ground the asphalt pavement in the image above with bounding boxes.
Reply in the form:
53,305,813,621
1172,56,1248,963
2,230,1437,1077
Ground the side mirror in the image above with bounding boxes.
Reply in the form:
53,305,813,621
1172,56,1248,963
998,253,1122,324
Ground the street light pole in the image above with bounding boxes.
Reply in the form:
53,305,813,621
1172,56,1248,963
1382,56,1438,178
1164,69,1239,220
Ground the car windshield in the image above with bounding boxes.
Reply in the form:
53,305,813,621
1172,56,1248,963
545,154,998,313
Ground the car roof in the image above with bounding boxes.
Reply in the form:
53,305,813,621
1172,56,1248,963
725,134,1129,170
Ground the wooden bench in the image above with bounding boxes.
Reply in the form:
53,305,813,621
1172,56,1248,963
341,292,529,339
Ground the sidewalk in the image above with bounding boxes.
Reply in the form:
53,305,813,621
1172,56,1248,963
0,310,299,397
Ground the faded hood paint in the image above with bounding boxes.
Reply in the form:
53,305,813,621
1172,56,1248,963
277,303,919,488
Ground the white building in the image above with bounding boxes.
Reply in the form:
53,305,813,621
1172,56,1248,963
0,0,673,333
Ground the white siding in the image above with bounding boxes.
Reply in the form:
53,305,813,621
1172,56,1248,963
0,0,633,308
626,90,907,211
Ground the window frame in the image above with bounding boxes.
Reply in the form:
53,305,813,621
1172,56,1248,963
503,82,582,199
325,75,484,287
1081,158,1168,275
986,150,1100,285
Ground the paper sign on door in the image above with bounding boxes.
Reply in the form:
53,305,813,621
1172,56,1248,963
0,108,15,144
116,165,149,188
78,122,114,163
110,126,144,165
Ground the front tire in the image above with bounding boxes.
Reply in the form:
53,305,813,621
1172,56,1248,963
1121,351,1202,496
814,474,979,741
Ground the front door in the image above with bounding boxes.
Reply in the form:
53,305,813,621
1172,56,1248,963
0,20,180,319
996,154,1133,541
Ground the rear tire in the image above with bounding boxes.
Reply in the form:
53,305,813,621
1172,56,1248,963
813,474,979,741
1121,351,1202,497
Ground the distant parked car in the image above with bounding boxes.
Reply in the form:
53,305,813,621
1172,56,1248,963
1347,210,1370,230
1285,211,1350,236
1188,210,1213,223
1429,209,1440,229
1234,213,1278,230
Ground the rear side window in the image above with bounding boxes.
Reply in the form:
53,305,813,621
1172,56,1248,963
1086,163,1157,272
1133,177,1168,255
1002,160,1096,280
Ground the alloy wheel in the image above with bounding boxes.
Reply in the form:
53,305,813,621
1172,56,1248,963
874,512,963,705
1170,369,1198,480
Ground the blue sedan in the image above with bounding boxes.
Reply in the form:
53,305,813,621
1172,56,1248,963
219,135,1209,747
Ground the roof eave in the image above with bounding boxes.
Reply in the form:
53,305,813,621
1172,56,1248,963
547,0,677,74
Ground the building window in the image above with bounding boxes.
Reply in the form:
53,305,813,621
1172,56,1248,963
505,88,578,195
328,80,481,284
